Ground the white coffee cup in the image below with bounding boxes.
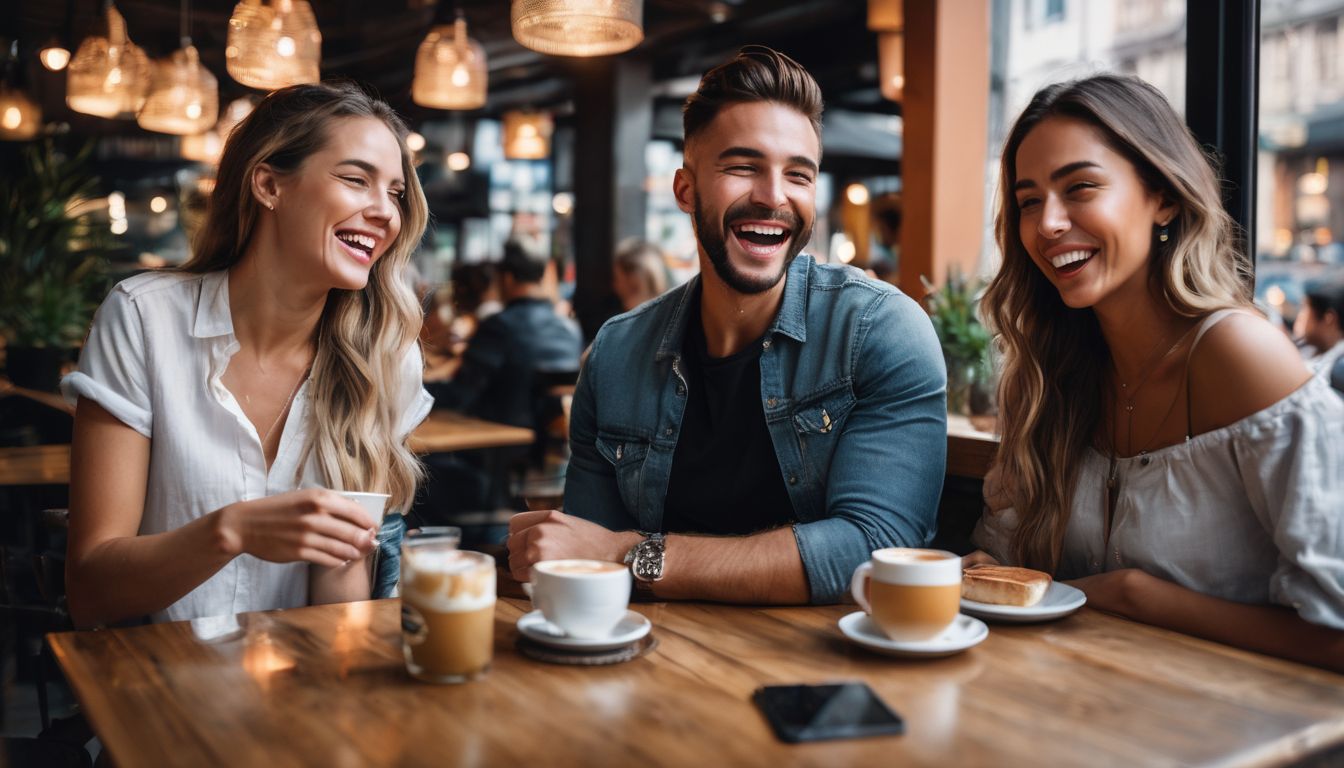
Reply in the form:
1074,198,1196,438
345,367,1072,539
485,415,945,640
338,491,390,526
530,559,631,639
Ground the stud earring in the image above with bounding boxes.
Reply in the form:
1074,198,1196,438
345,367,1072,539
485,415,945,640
1158,225,1169,243
266,201,274,210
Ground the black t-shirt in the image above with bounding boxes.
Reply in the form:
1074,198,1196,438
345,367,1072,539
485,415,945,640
661,295,796,535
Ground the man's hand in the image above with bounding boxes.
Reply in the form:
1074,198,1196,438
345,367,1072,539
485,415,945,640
506,510,639,583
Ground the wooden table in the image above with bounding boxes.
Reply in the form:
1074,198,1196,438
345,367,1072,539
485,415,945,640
407,410,535,454
49,596,1344,767
0,444,72,486
0,412,532,486
946,413,998,479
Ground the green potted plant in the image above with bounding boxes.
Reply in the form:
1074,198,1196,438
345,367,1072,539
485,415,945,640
0,139,111,391
922,267,995,428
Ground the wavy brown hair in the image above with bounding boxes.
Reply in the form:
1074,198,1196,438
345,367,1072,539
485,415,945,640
183,81,428,512
983,74,1253,572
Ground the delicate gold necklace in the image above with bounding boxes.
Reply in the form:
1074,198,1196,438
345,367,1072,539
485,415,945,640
260,363,311,449
1103,321,1200,547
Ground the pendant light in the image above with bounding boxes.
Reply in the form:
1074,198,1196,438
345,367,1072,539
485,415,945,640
502,110,552,160
225,0,321,91
139,0,219,136
67,1,151,118
868,0,904,102
511,0,643,57
39,0,76,72
413,12,487,110
181,96,254,164
0,43,42,141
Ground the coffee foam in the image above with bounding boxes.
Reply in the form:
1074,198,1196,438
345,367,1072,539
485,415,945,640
869,548,961,587
402,550,495,612
534,559,626,576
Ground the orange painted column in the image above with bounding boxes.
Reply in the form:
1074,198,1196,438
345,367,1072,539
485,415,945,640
899,0,991,301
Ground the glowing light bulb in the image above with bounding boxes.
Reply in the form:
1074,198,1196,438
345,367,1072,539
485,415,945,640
40,46,71,72
405,132,426,152
276,36,296,57
2,108,20,130
450,64,469,87
150,196,168,213
186,102,202,120
845,183,870,206
446,152,470,171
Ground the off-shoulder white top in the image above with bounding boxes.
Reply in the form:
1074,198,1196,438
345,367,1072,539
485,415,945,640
975,311,1344,629
62,270,434,623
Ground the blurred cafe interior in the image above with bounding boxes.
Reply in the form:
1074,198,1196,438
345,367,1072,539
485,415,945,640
2,0,1344,766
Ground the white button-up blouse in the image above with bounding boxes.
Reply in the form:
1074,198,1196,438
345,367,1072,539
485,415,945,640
61,270,434,623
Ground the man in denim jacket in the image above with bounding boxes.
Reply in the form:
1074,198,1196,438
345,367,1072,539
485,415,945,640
507,47,947,604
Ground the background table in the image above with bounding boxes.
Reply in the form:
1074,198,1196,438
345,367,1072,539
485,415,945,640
0,445,72,487
0,411,533,487
49,596,1344,767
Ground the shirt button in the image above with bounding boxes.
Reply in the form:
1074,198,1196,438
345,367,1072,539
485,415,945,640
676,386,685,396
788,474,798,485
664,427,674,436
1140,457,1151,467
766,397,777,408
762,339,772,350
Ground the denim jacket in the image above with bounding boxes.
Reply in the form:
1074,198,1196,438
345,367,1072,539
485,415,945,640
565,255,948,603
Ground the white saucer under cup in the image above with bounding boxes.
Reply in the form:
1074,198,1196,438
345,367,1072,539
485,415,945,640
530,559,632,639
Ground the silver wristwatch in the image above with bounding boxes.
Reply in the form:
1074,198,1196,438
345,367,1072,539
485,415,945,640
624,532,666,583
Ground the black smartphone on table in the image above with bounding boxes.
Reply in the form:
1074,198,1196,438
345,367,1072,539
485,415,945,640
752,683,905,743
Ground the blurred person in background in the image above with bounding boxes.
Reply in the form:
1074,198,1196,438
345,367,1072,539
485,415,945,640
1296,278,1344,390
420,240,583,520
612,238,671,312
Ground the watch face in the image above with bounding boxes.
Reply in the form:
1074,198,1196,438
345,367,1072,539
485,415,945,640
634,540,664,581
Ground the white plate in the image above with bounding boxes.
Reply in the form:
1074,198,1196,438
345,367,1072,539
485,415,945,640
959,581,1087,623
516,609,651,652
838,612,988,658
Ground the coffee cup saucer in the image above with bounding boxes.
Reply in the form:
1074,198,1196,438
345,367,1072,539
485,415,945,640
516,610,651,652
838,612,988,658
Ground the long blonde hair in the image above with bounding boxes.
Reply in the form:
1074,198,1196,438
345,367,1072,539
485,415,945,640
183,81,428,512
983,74,1253,572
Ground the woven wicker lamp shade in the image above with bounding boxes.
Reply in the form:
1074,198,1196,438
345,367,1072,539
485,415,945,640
503,111,552,160
182,96,254,163
511,0,643,57
413,17,487,110
225,0,321,91
180,128,222,163
66,3,151,118
138,45,218,135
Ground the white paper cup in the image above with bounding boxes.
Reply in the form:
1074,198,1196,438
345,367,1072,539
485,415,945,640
338,491,390,526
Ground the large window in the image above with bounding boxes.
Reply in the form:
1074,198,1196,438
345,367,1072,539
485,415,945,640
1257,0,1344,328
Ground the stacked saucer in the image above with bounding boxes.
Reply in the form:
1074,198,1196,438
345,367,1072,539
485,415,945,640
515,610,655,665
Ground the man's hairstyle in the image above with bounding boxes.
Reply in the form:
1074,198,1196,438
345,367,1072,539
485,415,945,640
682,45,823,146
499,239,548,284
1304,277,1344,321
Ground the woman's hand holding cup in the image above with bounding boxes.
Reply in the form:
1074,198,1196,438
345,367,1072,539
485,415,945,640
214,488,379,567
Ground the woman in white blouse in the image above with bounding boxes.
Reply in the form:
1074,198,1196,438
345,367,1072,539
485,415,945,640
62,82,433,626
972,74,1344,671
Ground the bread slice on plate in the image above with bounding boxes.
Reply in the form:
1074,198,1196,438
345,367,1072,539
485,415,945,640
961,565,1051,607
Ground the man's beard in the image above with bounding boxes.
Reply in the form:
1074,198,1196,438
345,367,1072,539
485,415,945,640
693,196,812,295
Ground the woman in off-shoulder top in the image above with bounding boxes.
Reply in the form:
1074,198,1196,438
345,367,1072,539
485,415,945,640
969,74,1344,671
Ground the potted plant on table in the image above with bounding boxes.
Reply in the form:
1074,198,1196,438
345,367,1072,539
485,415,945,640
922,268,996,431
0,139,111,391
